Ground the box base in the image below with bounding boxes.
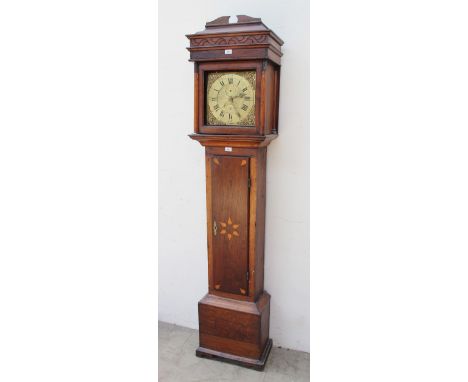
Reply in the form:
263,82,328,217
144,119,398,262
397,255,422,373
196,338,272,371
197,292,271,370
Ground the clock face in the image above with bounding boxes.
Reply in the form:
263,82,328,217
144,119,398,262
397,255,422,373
206,71,256,126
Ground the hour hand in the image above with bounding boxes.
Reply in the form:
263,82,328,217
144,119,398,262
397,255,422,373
222,96,234,108
231,104,241,118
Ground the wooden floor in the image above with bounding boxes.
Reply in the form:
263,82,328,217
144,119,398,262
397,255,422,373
159,321,310,381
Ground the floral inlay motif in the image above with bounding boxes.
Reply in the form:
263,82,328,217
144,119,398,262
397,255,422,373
219,217,240,240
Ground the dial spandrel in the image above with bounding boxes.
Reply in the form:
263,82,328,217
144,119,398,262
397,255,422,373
206,71,256,126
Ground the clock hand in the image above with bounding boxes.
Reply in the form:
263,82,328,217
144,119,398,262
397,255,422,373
222,97,234,108
220,97,241,119
231,103,241,118
233,92,245,99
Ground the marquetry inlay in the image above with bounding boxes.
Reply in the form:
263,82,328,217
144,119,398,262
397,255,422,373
219,217,239,240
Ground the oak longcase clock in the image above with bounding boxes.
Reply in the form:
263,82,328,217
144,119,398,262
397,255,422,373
187,15,283,370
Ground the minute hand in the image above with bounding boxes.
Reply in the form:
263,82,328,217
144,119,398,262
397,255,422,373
231,102,241,118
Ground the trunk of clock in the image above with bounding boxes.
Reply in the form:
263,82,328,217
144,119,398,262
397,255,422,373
210,154,250,296
196,145,271,370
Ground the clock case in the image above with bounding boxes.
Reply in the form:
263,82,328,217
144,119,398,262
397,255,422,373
187,15,283,370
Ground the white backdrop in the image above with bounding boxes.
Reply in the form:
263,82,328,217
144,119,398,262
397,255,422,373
158,0,310,352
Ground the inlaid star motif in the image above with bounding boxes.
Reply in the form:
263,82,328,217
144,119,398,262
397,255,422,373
219,217,240,240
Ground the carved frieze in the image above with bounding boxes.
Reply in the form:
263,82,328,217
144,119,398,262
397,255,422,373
190,34,268,47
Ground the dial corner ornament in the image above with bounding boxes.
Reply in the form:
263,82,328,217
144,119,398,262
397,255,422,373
206,71,256,126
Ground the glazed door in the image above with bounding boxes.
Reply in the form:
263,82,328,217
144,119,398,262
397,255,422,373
210,155,250,296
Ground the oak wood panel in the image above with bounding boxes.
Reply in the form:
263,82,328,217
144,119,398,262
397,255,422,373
190,133,277,148
200,333,261,359
194,63,200,133
264,62,273,135
260,299,270,351
205,155,214,292
198,291,271,360
196,339,272,371
273,66,280,134
259,61,266,135
199,305,259,344
210,155,250,296
186,16,283,66
199,293,260,314
253,148,267,300
204,146,268,301
248,155,258,296
189,47,276,64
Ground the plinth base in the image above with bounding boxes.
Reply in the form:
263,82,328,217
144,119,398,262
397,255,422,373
196,338,272,371
196,292,271,371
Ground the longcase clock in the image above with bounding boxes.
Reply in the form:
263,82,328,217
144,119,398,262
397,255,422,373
186,15,283,370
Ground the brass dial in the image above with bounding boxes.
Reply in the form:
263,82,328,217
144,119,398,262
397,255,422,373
206,71,256,126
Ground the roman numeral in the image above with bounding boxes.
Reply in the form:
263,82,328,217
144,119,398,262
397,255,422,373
228,78,233,84
219,80,225,86
228,113,232,120
242,87,247,92
220,111,224,117
211,98,216,101
244,96,251,101
241,104,248,111
214,104,219,111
